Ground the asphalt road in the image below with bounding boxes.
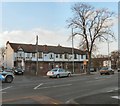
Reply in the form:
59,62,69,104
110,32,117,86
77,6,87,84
1,71,119,105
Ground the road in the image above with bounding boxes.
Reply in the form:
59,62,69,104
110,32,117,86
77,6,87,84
1,71,119,105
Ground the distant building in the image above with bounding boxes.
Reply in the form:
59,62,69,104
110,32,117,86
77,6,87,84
4,41,88,75
92,56,109,71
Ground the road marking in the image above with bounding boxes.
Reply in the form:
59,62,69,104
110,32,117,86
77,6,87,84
0,86,12,92
95,76,112,80
111,96,120,100
107,87,119,92
37,84,72,90
34,83,43,90
107,90,114,92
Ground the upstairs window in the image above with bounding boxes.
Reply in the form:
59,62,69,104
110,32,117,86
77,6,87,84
86,54,88,59
65,53,68,59
60,54,62,58
32,53,35,58
38,52,42,58
74,54,77,59
27,53,30,58
17,51,23,57
50,53,54,59
56,54,58,58
81,55,83,59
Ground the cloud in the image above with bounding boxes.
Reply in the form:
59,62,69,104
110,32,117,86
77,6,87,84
0,27,72,48
0,27,118,55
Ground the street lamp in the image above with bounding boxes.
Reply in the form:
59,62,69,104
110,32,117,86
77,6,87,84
72,28,75,73
107,40,112,68
36,35,38,75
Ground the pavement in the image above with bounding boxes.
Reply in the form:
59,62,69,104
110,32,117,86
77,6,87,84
2,95,63,104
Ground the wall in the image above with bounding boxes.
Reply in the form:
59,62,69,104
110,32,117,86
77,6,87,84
5,43,14,68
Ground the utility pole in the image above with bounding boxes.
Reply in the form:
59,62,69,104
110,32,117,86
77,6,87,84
108,41,110,68
107,40,112,68
72,28,75,73
36,35,38,75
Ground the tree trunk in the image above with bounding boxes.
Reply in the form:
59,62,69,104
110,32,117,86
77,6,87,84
87,52,92,74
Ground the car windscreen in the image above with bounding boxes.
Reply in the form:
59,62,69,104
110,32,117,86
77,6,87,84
101,67,108,70
17,68,22,71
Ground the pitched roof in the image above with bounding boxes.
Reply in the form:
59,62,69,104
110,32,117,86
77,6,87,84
8,42,86,55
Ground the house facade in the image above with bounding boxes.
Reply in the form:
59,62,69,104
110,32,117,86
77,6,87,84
4,41,88,75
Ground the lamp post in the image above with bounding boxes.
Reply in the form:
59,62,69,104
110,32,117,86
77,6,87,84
36,35,38,75
107,40,112,68
72,28,75,73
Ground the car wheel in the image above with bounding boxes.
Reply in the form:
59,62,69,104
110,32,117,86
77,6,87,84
56,74,60,78
68,73,71,77
5,76,13,83
100,73,102,75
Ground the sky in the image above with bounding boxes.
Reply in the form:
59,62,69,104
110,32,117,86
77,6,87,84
0,0,119,55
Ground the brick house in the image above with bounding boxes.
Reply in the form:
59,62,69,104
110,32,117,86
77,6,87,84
4,41,88,75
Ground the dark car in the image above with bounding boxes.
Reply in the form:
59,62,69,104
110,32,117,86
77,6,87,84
14,68,24,75
99,67,114,75
118,68,120,72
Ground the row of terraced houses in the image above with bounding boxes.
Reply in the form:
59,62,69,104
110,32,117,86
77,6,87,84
3,41,88,75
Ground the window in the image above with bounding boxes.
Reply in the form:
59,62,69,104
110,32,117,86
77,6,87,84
86,54,88,59
56,54,58,58
32,53,35,58
74,54,77,59
59,69,64,72
38,52,42,58
17,51,22,57
50,54,54,59
19,52,22,57
60,54,62,58
27,53,30,58
81,55,83,59
65,54,68,59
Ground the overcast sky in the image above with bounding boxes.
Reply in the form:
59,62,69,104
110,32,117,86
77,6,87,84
0,0,119,55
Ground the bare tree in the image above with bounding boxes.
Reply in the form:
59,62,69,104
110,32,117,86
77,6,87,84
67,3,116,74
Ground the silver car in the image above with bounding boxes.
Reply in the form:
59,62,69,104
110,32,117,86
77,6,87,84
47,68,71,78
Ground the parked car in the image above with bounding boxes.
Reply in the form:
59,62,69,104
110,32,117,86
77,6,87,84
99,67,114,75
0,74,5,81
90,68,96,72
0,71,15,83
47,68,71,78
117,68,120,72
14,68,24,75
0,67,13,73
4,68,13,73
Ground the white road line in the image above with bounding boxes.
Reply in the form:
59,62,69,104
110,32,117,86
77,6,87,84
107,90,114,92
95,76,112,80
0,86,12,92
37,84,72,90
34,83,43,90
107,88,119,92
111,96,120,100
